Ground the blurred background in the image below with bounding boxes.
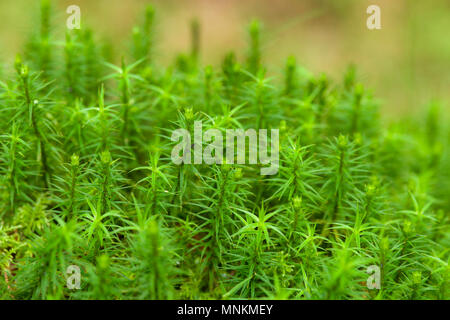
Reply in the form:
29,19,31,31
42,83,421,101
0,0,449,118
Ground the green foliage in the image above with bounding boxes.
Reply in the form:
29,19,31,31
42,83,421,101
0,1,448,300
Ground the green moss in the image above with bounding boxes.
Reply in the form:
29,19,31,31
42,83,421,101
0,1,448,300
